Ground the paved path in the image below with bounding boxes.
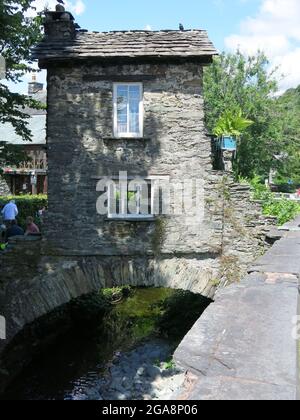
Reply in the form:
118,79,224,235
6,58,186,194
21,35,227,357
174,218,300,400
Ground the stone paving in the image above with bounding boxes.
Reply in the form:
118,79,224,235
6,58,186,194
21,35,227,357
173,219,300,400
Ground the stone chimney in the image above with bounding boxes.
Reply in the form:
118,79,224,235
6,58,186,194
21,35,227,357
44,4,76,41
28,73,44,95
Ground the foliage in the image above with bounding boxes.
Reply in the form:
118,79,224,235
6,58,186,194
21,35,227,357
102,286,133,302
249,176,273,201
0,143,29,172
213,109,253,138
263,199,300,226
161,359,176,370
249,176,300,225
99,288,175,350
0,0,43,165
0,194,47,229
275,86,300,185
70,287,133,328
204,51,284,179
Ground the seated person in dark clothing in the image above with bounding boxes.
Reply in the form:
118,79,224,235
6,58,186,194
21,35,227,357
6,220,24,240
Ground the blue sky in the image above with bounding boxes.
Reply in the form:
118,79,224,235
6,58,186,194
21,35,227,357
75,0,261,50
12,0,300,93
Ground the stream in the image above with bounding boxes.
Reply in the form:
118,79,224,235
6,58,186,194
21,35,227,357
0,288,210,401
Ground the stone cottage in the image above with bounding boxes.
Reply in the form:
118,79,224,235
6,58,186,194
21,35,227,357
31,5,271,293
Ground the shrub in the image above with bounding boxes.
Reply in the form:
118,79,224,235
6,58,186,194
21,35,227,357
263,199,300,226
0,194,48,230
249,177,300,225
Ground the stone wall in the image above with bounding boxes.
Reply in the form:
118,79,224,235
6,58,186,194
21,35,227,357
43,60,275,282
0,60,276,390
45,62,221,257
221,179,275,283
0,176,273,353
0,176,274,390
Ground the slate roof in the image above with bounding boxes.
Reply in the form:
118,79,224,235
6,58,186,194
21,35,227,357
0,115,46,145
0,92,46,146
33,30,218,62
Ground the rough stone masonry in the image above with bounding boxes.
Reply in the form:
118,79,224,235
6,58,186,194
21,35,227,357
0,5,275,388
32,6,272,280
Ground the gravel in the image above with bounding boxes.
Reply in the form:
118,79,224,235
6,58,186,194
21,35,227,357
97,340,185,401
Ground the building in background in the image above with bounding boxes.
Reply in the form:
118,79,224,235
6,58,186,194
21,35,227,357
0,74,47,196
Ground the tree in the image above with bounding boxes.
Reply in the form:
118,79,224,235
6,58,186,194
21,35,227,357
275,86,300,185
204,51,284,179
0,0,42,169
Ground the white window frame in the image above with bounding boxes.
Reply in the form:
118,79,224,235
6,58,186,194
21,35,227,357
113,83,144,138
107,179,155,221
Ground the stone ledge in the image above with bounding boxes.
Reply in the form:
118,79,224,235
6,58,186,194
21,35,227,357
102,137,151,142
105,216,156,222
8,235,42,243
174,272,299,400
249,231,300,276
173,224,300,400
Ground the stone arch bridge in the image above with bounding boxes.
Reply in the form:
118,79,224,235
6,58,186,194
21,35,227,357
0,181,275,392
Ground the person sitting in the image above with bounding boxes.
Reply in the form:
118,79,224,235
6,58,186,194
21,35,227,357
6,220,24,240
25,217,40,236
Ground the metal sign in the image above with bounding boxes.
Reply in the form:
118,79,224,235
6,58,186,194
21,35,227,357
0,55,6,79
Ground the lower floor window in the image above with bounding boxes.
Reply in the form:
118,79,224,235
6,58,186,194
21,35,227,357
107,179,155,220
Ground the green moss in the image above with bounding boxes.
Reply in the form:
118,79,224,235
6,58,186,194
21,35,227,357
99,287,211,348
99,288,175,349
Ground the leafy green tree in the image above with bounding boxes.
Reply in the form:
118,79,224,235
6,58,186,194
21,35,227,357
204,51,283,179
0,0,42,169
275,86,300,185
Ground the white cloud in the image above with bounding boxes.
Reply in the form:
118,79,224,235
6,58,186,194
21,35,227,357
144,24,152,31
225,0,300,91
28,0,86,16
71,0,85,15
273,48,300,93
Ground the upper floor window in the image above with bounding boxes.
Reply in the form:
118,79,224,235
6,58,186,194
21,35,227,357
113,83,143,138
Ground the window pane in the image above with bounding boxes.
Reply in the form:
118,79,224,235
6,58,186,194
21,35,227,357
129,98,140,133
117,85,128,133
129,85,140,133
115,84,141,135
129,85,140,99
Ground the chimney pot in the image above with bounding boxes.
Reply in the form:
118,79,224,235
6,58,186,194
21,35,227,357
56,5,65,13
44,8,76,41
